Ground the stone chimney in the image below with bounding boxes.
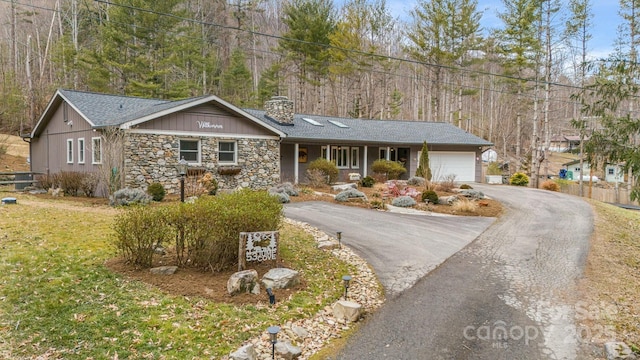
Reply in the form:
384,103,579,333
264,96,294,125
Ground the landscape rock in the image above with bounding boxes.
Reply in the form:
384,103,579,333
438,195,459,205
458,189,485,199
228,269,260,295
317,239,340,250
291,325,309,339
229,344,257,360
262,268,300,289
331,183,357,192
332,300,363,322
149,265,178,275
605,342,636,360
275,341,302,360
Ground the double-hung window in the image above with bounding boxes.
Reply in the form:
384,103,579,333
179,139,200,163
78,138,85,164
92,137,102,164
219,141,237,164
66,139,73,164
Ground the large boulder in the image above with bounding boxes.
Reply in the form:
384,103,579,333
438,195,459,205
275,341,302,360
331,183,357,192
604,342,636,360
229,344,256,360
332,300,363,322
458,189,485,199
227,269,260,295
262,268,300,289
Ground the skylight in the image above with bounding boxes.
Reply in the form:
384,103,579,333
328,120,349,128
302,117,324,126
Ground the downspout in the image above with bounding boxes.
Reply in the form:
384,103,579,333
294,143,299,184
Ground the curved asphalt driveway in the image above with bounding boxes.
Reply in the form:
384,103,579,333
283,202,495,297
288,185,594,359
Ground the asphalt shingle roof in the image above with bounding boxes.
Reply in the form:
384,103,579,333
244,109,492,146
50,90,491,146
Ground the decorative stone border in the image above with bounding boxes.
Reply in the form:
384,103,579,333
225,218,385,359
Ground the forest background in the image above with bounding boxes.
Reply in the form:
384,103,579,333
1,0,639,189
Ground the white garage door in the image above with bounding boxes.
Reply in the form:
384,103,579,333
429,152,476,182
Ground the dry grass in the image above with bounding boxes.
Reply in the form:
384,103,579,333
451,197,479,213
579,200,640,351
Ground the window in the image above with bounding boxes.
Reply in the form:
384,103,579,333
608,168,615,175
92,137,102,164
218,141,237,164
351,147,359,169
78,138,85,164
331,146,349,168
66,139,73,164
179,139,200,163
379,148,387,160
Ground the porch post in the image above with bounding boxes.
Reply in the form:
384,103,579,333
326,144,331,161
363,146,368,177
294,143,299,184
386,146,391,160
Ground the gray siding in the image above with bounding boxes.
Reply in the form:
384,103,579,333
30,103,102,175
135,103,274,136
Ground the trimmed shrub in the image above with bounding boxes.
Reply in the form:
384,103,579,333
541,180,560,192
421,189,439,204
459,184,473,189
204,190,282,271
415,141,432,180
360,176,375,188
392,195,417,207
510,172,530,186
36,173,57,190
407,176,426,186
113,206,171,267
147,182,166,201
335,189,367,202
110,188,152,206
372,159,407,180
57,171,85,196
307,158,339,184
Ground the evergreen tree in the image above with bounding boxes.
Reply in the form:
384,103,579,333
416,141,432,181
221,49,254,106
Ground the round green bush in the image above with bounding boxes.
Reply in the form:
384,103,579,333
509,172,530,186
147,182,166,202
371,159,407,180
421,189,439,204
307,158,339,184
360,176,375,188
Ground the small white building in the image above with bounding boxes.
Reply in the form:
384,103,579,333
563,160,624,183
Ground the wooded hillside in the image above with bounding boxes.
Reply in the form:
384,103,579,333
1,0,639,188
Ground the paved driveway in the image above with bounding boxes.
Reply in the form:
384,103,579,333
283,202,495,297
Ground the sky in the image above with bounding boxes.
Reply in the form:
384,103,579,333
340,0,623,59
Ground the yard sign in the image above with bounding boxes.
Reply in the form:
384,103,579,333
238,231,279,271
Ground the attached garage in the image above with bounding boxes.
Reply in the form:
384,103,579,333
430,151,476,182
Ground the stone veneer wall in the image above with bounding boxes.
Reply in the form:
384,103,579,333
123,133,280,193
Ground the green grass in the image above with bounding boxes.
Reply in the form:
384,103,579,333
0,191,353,359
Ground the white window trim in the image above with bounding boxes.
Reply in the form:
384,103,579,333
331,146,349,169
218,140,238,165
78,138,85,164
92,137,102,164
179,139,201,164
351,147,360,169
66,139,73,164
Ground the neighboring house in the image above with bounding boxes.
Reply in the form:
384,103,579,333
563,159,625,183
550,135,587,153
27,90,492,195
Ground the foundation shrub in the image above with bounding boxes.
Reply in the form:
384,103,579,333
360,176,375,188
57,171,85,196
80,173,100,197
307,158,339,184
147,182,166,202
36,173,57,190
372,159,406,180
